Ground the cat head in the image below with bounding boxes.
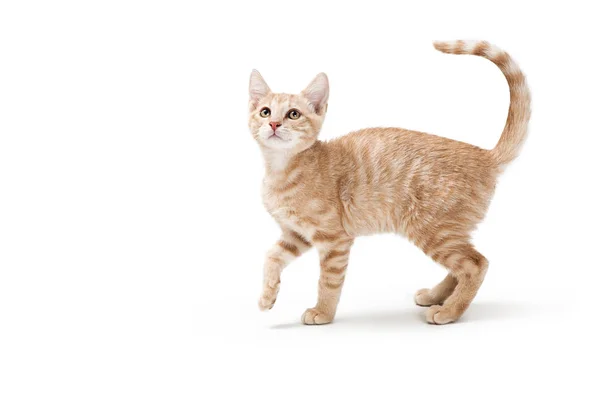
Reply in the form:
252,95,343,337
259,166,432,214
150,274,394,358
248,70,328,153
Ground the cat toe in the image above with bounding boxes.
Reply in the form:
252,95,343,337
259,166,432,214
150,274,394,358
301,308,333,325
258,291,277,311
414,288,439,307
425,305,457,325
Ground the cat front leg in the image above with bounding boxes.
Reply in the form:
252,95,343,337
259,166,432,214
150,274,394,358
302,235,354,325
258,230,312,311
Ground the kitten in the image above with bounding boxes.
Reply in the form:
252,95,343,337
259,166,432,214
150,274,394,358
248,40,530,325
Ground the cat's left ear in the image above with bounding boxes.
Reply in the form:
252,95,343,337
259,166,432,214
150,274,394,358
249,69,271,109
302,73,329,115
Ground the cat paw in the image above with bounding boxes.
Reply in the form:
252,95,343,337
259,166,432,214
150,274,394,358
258,288,278,311
414,288,441,307
425,305,457,325
301,308,333,325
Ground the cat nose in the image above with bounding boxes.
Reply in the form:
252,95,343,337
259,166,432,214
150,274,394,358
269,121,282,131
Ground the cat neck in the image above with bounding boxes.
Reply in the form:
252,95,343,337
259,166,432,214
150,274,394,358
261,142,320,175
262,149,295,173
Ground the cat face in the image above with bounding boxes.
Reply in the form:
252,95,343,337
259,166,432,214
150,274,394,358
248,70,328,153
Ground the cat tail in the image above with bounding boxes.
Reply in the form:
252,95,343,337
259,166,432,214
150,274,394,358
433,40,531,166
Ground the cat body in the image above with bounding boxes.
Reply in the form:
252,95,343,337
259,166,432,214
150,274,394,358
249,40,530,325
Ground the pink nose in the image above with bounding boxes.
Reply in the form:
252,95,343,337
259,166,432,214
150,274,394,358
269,121,282,131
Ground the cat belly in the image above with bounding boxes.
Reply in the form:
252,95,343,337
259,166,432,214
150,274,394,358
341,197,409,237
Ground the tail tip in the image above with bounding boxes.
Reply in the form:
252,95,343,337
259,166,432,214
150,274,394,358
433,41,450,53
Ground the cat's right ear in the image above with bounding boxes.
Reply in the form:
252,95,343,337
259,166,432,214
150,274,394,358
249,70,271,110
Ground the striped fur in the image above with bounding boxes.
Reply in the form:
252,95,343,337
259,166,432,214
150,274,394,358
250,41,531,325
433,40,531,165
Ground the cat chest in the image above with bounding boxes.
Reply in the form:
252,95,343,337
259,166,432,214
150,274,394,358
262,190,299,222
262,188,316,235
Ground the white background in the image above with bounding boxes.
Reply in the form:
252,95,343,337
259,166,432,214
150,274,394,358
1,1,599,399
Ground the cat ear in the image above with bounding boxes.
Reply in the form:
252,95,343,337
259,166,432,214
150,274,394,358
249,69,271,109
302,73,329,115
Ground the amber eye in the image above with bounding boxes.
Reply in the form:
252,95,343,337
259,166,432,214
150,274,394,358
260,107,271,118
287,109,301,120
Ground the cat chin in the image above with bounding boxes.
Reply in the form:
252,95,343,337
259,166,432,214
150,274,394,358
260,139,296,151
257,132,296,149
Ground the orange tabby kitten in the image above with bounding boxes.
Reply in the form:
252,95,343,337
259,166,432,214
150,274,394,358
249,40,530,325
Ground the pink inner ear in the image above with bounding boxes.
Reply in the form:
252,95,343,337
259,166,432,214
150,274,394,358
249,70,271,108
305,89,327,113
249,88,269,108
303,74,329,113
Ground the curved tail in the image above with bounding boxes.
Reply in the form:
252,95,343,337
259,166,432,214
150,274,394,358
433,40,531,166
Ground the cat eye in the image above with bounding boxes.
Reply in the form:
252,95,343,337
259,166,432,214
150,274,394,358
287,109,301,120
260,107,271,118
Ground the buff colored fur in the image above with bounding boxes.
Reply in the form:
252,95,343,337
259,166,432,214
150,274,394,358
249,40,531,325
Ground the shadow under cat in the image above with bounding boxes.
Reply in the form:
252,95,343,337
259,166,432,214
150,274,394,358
269,301,541,330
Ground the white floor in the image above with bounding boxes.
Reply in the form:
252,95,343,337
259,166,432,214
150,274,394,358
195,233,597,399
3,224,595,399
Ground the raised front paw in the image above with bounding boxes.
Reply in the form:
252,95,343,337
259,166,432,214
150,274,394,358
301,307,334,325
258,286,278,311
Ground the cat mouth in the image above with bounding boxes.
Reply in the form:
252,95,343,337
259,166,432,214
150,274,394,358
268,133,286,140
